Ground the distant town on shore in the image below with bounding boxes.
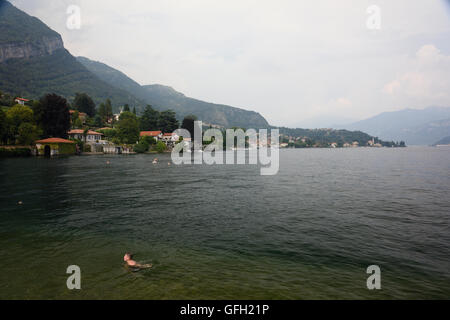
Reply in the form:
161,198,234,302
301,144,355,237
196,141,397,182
0,90,407,158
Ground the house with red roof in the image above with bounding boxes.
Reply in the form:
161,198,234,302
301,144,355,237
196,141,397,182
161,132,180,146
15,97,29,106
140,131,163,141
35,138,76,156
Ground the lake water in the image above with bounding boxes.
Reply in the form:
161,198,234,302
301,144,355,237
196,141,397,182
1,147,449,299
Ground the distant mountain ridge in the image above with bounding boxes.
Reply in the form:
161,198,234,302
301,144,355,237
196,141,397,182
341,107,450,145
0,0,143,108
77,56,270,128
433,136,450,146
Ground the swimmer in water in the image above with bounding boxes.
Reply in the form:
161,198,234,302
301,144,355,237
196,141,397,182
124,253,152,269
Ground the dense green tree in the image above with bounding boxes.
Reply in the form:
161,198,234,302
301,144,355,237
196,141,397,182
17,122,39,145
6,104,34,127
141,135,157,146
0,91,14,107
123,104,130,112
140,105,160,131
97,99,113,124
97,128,117,140
71,110,83,129
73,118,83,129
117,111,140,144
158,110,179,133
98,103,107,123
36,94,71,139
5,105,37,144
93,115,103,127
154,141,167,153
73,93,96,117
133,135,155,153
133,141,148,153
0,108,8,144
132,107,136,115
105,99,113,123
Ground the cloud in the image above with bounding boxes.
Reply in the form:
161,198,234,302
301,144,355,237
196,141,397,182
9,0,450,126
383,44,450,105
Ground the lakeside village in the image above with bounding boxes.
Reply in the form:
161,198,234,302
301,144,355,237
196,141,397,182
0,91,406,157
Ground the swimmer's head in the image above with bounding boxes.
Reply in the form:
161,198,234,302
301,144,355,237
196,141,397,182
124,253,132,261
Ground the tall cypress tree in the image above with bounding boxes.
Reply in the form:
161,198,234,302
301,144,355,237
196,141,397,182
35,94,71,138
140,105,160,131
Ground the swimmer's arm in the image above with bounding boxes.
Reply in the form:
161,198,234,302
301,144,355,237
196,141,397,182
136,263,153,269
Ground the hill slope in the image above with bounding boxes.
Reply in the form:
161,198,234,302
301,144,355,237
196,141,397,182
433,136,450,146
0,0,142,108
140,84,270,128
77,56,270,128
342,107,450,145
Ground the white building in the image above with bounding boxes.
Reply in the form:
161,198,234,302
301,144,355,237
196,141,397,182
15,97,29,105
68,130,103,143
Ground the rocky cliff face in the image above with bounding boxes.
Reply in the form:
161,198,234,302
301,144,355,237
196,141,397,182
0,36,64,63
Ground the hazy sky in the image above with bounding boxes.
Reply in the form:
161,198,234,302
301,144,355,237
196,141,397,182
10,0,450,127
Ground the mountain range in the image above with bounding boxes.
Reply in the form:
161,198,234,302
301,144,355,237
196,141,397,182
0,0,269,128
2,0,449,143
76,57,269,128
433,136,450,146
340,107,450,145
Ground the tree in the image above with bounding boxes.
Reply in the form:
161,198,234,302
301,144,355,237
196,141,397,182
73,93,96,117
93,115,103,127
132,107,137,115
0,108,8,144
73,118,83,129
117,111,140,144
105,99,113,123
141,135,156,146
6,104,34,128
154,141,167,153
83,127,89,144
133,141,149,153
36,94,71,139
158,110,179,133
0,91,14,107
5,104,34,144
97,128,117,140
123,104,130,112
134,135,155,153
140,105,160,131
181,114,198,139
98,102,107,123
17,122,39,145
97,98,114,124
